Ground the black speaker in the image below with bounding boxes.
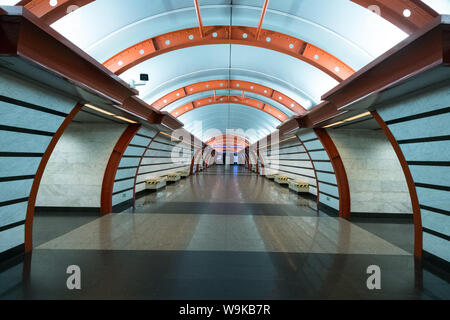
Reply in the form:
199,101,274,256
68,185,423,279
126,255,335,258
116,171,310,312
140,74,149,81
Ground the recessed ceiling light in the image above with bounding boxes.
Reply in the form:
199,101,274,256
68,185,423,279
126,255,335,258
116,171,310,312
118,60,123,66
49,0,58,7
165,40,171,45
335,66,340,72
84,104,115,116
189,35,194,40
403,9,411,17
139,49,145,55
289,44,294,49
314,54,319,60
266,37,271,42
114,116,137,124
243,33,248,39
212,32,218,38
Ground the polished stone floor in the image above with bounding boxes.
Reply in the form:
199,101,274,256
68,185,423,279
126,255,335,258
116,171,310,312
0,165,449,299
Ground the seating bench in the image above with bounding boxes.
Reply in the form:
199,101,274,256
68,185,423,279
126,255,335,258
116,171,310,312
275,176,291,185
145,177,167,190
177,170,189,178
265,173,279,180
288,181,310,193
166,173,181,182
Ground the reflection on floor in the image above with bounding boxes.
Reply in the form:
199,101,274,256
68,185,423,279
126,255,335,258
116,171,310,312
0,165,449,299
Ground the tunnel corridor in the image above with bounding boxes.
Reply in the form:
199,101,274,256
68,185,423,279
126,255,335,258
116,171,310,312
0,0,449,302
0,165,448,299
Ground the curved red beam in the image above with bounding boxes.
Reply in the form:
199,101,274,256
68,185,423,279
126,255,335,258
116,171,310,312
152,80,307,114
18,0,436,35
103,26,354,81
171,95,289,121
101,124,141,214
25,103,83,252
206,134,250,147
314,128,350,220
371,111,422,259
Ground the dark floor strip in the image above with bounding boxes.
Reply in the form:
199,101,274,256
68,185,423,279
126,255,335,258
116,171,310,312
126,201,324,217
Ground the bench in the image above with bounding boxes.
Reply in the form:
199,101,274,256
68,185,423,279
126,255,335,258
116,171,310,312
288,181,310,193
177,170,189,178
166,173,181,182
265,173,279,180
145,177,167,190
275,176,291,185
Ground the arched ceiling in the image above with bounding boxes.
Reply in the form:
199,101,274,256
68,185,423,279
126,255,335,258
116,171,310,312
2,0,445,146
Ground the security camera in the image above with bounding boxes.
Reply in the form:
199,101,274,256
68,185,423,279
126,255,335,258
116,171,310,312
129,74,149,89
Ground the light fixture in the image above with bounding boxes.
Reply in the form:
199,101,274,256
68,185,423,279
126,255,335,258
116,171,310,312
84,104,115,116
323,112,372,128
114,116,137,124
323,121,345,128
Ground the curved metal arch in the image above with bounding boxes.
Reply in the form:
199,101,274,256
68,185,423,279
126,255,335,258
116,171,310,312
182,112,280,143
171,95,288,122
25,102,83,252
142,67,318,106
206,134,250,147
103,26,354,81
152,79,306,114
18,0,436,35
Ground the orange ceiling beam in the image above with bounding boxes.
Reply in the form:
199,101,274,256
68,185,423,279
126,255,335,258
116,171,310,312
17,0,436,34
206,135,250,147
170,95,289,121
193,0,204,38
152,80,307,114
103,25,354,81
256,0,270,40
351,0,438,34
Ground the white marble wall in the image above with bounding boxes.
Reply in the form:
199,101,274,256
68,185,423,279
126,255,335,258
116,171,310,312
36,123,127,208
329,129,412,214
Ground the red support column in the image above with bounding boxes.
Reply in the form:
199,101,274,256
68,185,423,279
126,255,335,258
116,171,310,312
25,103,83,253
101,124,141,214
314,128,350,219
372,111,422,259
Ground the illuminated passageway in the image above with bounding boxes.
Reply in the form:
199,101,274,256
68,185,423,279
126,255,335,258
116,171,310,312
0,165,448,299
0,0,449,301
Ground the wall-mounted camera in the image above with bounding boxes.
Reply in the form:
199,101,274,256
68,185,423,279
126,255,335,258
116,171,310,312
129,73,149,89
